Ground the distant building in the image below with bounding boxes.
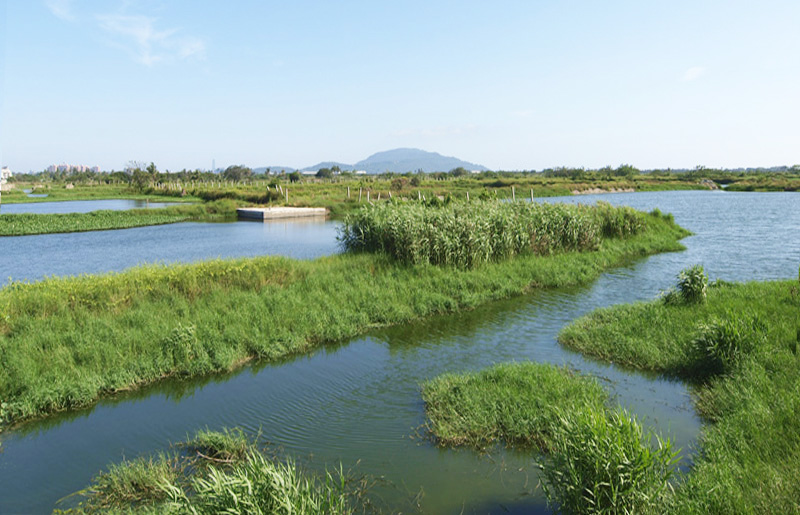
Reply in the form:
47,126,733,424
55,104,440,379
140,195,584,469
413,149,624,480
1,166,12,184
49,163,101,173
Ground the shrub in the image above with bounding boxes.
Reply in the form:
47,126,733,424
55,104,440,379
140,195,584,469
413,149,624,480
690,313,765,376
677,265,708,304
540,408,680,514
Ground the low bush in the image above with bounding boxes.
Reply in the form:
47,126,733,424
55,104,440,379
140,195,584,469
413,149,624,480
677,264,707,304
690,313,765,376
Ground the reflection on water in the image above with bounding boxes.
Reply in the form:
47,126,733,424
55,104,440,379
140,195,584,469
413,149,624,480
0,191,798,513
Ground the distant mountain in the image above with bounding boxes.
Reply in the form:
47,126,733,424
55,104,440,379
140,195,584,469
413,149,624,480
300,161,353,172
354,148,488,174
258,148,489,175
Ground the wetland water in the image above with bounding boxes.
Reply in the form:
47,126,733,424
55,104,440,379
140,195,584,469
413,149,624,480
1,217,340,282
0,198,181,214
0,191,798,513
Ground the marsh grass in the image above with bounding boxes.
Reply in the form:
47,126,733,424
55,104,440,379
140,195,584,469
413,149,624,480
558,278,800,512
66,453,182,512
0,200,238,236
185,427,252,463
0,208,687,429
62,429,355,514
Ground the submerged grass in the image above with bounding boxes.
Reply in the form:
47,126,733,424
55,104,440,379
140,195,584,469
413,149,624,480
62,429,355,514
558,275,800,512
0,200,238,236
0,204,687,429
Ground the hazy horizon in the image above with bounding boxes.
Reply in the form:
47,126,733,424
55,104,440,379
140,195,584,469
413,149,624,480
2,1,799,173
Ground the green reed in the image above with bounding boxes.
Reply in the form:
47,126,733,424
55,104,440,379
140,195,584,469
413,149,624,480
339,200,647,268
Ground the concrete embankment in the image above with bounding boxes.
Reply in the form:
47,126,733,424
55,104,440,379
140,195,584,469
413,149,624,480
237,207,328,220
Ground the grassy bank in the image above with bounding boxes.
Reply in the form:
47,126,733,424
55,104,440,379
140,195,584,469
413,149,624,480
558,273,800,512
60,428,358,514
0,203,687,429
0,201,238,236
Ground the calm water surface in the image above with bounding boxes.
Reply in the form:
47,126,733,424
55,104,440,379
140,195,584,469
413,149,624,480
0,198,181,214
2,218,340,282
0,191,798,513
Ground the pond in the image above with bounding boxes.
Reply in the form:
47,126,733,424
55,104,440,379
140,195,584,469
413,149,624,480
0,191,797,513
0,198,182,214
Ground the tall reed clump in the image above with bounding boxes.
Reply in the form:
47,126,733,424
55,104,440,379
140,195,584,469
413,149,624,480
540,408,680,515
339,200,648,268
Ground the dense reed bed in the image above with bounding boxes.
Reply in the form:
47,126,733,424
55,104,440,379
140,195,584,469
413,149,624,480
64,428,357,514
421,362,680,513
340,200,647,268
0,201,238,236
558,272,800,512
0,205,687,429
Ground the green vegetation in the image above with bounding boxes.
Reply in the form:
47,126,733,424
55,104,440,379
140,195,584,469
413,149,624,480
0,203,688,429
421,363,680,514
540,408,679,514
62,429,356,514
558,269,800,512
421,362,608,449
340,201,646,268
0,183,201,204
0,201,238,236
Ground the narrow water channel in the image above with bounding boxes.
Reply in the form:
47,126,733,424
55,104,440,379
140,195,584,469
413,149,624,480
0,191,797,513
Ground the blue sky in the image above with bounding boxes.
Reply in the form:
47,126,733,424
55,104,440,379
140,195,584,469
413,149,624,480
2,0,799,172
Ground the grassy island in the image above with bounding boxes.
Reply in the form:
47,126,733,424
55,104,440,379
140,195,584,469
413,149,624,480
0,200,687,430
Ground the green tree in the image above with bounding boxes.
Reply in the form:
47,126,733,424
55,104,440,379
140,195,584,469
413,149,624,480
222,165,253,182
288,171,301,183
316,168,334,179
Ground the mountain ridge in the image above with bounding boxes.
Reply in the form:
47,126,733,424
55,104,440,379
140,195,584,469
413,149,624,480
255,148,488,174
